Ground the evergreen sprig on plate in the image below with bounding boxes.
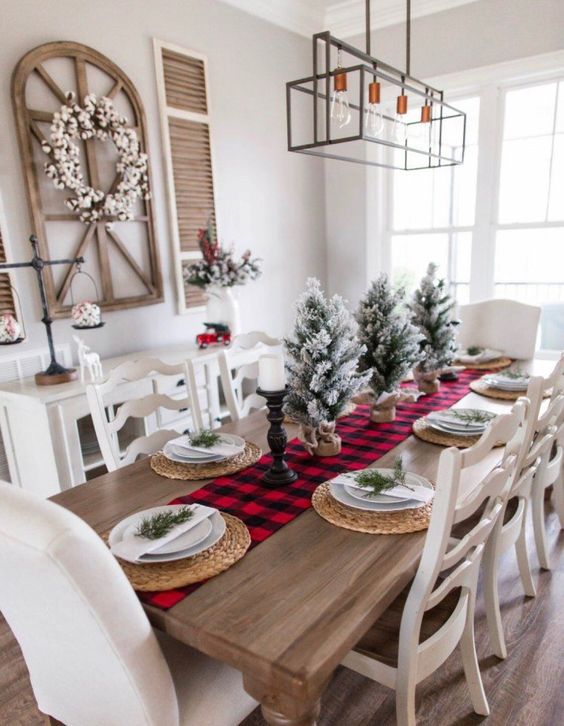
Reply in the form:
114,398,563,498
497,367,529,380
353,458,413,497
190,429,221,447
135,506,193,540
466,346,484,356
453,409,495,425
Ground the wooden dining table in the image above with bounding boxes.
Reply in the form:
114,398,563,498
49,360,552,725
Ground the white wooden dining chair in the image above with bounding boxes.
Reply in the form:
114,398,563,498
218,331,281,421
0,482,257,726
341,400,527,726
87,357,204,472
457,299,541,359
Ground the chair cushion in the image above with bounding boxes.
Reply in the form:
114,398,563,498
353,583,461,667
155,630,258,726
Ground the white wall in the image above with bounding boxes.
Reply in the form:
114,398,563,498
325,0,564,301
0,0,326,361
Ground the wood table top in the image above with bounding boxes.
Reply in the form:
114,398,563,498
50,367,549,706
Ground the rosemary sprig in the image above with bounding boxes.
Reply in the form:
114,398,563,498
353,458,414,497
466,345,484,356
135,506,193,540
453,409,495,425
497,366,529,380
189,429,221,448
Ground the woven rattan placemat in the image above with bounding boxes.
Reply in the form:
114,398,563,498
453,356,512,370
150,442,262,481
105,513,250,592
312,482,432,535
412,416,484,448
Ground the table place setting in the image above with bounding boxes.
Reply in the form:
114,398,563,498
151,429,262,480
106,503,251,592
312,458,435,534
454,346,511,370
470,367,541,401
413,407,497,447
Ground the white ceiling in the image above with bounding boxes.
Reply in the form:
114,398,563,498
220,1,479,38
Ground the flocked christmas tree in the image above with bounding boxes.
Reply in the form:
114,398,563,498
408,263,458,391
284,278,372,455
356,274,423,399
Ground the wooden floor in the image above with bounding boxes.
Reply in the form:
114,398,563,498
2,507,562,726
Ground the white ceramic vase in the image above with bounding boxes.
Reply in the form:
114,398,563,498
205,285,241,335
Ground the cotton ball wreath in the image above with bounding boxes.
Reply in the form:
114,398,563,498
0,314,22,343
42,92,150,226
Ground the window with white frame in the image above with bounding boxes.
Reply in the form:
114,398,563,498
494,78,564,305
389,96,480,303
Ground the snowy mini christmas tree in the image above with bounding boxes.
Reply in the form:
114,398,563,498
409,262,458,392
356,274,423,398
284,278,371,455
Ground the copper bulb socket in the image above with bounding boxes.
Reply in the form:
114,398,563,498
421,104,431,123
396,94,408,115
334,72,347,92
368,81,381,105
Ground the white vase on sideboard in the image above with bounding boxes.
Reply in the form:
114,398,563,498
205,285,241,336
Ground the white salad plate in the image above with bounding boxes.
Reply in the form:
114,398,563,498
330,470,433,512
427,421,485,437
456,348,504,363
108,506,226,564
163,433,246,464
483,375,529,391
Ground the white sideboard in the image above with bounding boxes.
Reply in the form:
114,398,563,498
0,343,226,496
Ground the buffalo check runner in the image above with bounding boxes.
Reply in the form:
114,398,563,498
140,369,489,609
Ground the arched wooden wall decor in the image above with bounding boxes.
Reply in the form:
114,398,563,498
12,41,163,318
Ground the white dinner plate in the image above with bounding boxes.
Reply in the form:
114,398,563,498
337,470,411,504
330,471,433,512
484,376,528,391
122,516,213,555
427,421,484,437
163,443,224,463
456,348,504,363
427,409,495,428
108,506,226,563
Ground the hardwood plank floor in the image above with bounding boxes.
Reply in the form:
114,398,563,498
1,507,562,726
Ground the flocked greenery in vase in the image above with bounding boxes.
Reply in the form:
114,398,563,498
356,274,423,422
284,278,372,456
408,262,458,394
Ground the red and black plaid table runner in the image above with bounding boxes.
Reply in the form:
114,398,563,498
141,369,485,609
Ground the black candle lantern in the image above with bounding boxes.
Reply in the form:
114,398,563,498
257,386,298,486
69,264,105,330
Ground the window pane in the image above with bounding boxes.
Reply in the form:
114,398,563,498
548,134,564,221
453,231,472,282
391,234,449,294
556,82,564,133
503,82,557,139
392,96,479,230
498,136,552,222
494,227,564,304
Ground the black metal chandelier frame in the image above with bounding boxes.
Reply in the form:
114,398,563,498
286,1,467,171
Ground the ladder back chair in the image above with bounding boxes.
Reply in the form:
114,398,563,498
531,355,564,568
0,483,257,726
341,400,527,726
87,357,204,472
218,331,281,421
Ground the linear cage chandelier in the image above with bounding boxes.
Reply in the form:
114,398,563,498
286,0,466,171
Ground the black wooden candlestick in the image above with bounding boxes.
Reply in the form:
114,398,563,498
257,386,298,486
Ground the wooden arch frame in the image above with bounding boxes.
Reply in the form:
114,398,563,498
12,41,163,317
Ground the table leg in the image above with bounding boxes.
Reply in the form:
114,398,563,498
243,675,322,726
261,701,321,726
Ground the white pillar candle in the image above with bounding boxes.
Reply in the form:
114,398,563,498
258,354,286,391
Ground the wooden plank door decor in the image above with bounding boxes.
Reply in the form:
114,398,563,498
12,42,163,318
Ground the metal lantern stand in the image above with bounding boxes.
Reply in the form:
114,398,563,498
0,235,84,385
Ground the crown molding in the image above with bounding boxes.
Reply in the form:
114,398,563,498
326,0,479,38
218,0,321,37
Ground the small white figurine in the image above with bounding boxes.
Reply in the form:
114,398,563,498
73,335,103,382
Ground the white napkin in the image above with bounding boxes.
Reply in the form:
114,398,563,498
111,504,216,562
172,434,242,458
333,474,434,504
